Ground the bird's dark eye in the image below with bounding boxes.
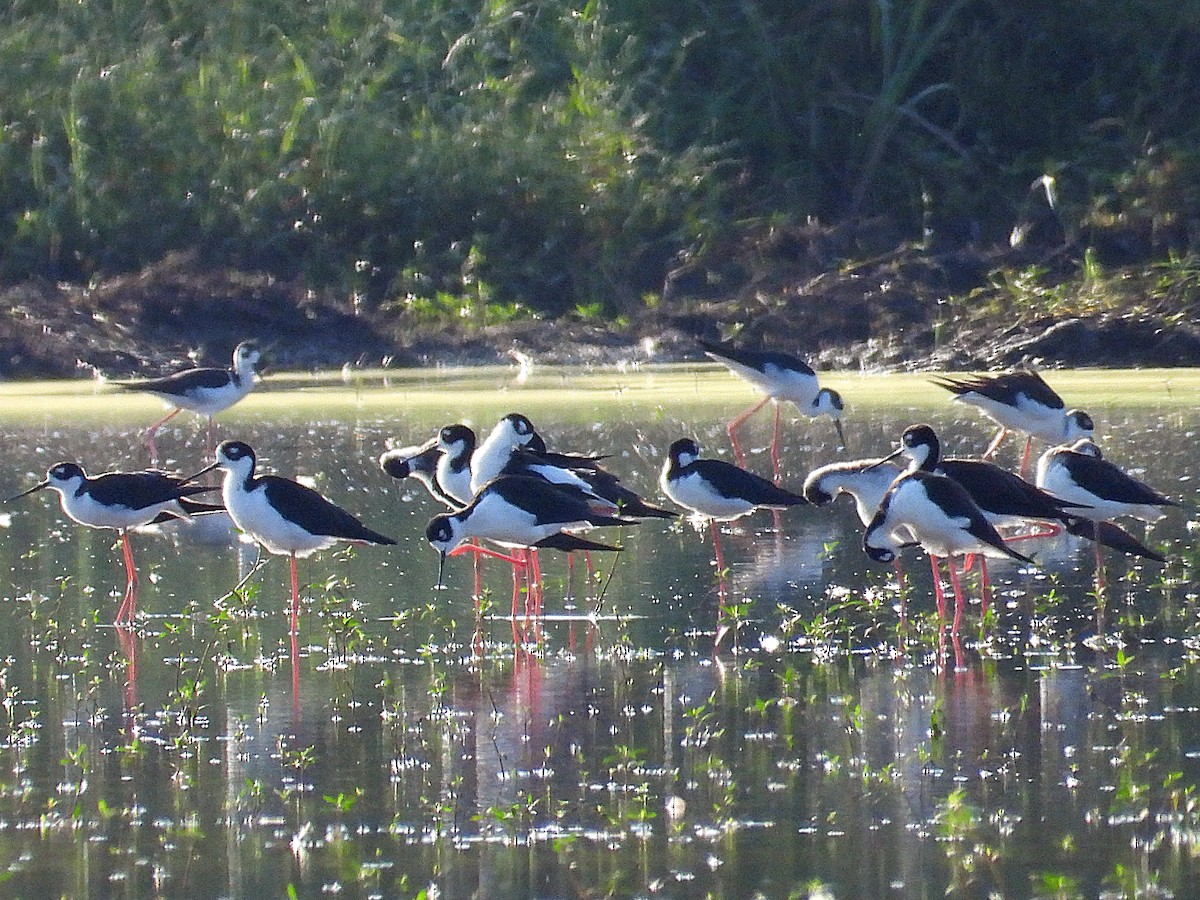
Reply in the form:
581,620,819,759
51,465,69,478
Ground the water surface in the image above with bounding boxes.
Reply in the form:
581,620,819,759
0,364,1197,898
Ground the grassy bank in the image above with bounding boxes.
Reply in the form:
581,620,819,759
2,0,1199,338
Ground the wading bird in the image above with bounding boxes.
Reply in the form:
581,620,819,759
932,367,1092,475
117,341,263,457
9,463,220,626
661,437,806,575
699,338,846,475
864,425,1035,636
425,475,632,618
190,441,395,632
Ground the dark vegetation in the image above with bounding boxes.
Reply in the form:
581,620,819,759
2,0,1200,374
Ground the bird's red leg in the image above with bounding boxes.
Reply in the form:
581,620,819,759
290,629,301,718
1019,435,1034,479
145,407,182,461
710,519,727,574
930,555,946,622
116,531,139,626
947,557,966,638
289,553,300,634
527,549,544,620
450,544,525,564
727,397,770,466
511,549,525,618
982,427,1008,460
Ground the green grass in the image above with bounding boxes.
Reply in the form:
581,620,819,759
1,1,1198,324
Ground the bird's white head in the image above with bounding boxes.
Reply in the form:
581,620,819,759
233,342,262,377
1068,437,1102,458
425,514,465,555
438,424,476,460
898,424,940,472
814,387,845,419
9,462,87,501
187,440,258,485
1064,409,1094,440
215,440,257,474
497,413,536,446
667,438,701,468
426,513,468,588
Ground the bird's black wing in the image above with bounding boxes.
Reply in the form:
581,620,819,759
691,459,806,507
573,467,677,519
87,471,214,511
1062,453,1175,506
941,459,1082,520
147,498,226,524
491,476,634,528
919,473,1035,564
534,533,621,553
933,368,1064,410
261,476,396,544
698,339,814,376
118,366,232,393
1065,517,1167,563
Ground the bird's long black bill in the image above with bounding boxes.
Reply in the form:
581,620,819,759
184,461,221,483
6,481,48,502
863,446,906,471
435,551,447,591
834,419,848,453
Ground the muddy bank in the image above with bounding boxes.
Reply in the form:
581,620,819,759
1,244,1198,380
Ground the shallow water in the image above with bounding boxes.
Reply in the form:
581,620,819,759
0,364,1197,898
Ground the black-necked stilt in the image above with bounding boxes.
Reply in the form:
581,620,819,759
1036,438,1174,583
802,458,916,585
865,424,1034,635
699,338,846,473
889,423,1087,611
932,366,1093,473
803,458,905,528
436,424,478,506
660,437,806,575
895,424,1083,532
118,342,263,456
190,441,396,631
425,475,631,617
897,426,1162,569
470,413,603,495
8,463,220,626
501,446,676,521
379,436,456,507
1036,438,1175,524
